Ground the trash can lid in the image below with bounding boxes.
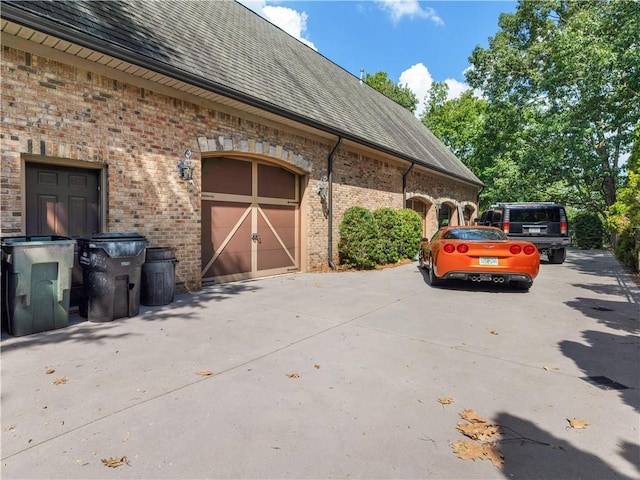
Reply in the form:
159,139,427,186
87,232,146,241
1,235,76,246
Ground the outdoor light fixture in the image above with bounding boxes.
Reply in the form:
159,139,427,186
178,150,194,181
316,175,328,201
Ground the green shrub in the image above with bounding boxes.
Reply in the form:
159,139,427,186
338,206,382,269
397,208,423,259
373,207,401,264
572,212,604,249
614,228,639,271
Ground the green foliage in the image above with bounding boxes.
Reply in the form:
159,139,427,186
606,126,640,270
338,207,423,269
364,71,418,113
572,212,604,250
338,206,381,269
373,208,401,264
396,208,423,259
465,0,640,216
421,83,488,173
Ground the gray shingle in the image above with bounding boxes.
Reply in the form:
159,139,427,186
3,0,482,185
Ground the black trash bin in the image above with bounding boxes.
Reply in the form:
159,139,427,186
1,235,76,336
141,247,178,306
77,232,148,322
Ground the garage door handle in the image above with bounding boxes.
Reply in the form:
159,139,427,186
251,233,261,243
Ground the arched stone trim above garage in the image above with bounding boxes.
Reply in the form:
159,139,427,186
197,136,312,174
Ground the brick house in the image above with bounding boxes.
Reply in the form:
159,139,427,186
1,1,482,293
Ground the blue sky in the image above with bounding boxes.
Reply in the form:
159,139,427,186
239,0,517,116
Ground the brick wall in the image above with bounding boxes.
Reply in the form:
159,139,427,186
1,44,479,287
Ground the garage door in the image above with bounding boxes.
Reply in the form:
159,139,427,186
201,157,299,283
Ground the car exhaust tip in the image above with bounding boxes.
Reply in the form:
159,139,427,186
492,276,505,283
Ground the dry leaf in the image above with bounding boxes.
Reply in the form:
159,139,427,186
195,370,214,376
457,422,501,441
451,440,504,469
459,409,488,424
101,456,130,468
438,397,453,405
314,364,321,369
542,366,550,371
45,368,56,375
52,378,67,385
567,418,589,429
490,330,499,335
286,373,300,378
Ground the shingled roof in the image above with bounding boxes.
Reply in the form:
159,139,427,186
2,0,482,186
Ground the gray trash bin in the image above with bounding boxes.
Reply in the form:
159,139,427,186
1,236,76,336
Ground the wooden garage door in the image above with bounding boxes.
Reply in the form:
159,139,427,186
201,158,299,283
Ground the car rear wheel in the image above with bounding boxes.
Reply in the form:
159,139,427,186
428,257,444,287
548,248,566,264
418,250,426,269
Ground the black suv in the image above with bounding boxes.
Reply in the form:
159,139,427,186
476,202,570,264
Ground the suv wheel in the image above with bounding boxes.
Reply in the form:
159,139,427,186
548,248,566,264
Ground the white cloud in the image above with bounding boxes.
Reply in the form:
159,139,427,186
443,78,468,100
238,1,317,50
399,63,479,117
399,63,433,117
375,0,443,25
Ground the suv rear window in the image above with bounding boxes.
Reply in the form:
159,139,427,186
509,207,560,223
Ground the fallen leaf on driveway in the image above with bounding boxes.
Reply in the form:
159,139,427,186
314,364,321,369
490,331,499,335
451,440,504,468
567,418,589,429
45,368,56,375
542,366,550,371
457,422,501,441
286,373,300,378
438,397,453,405
101,456,130,468
52,378,67,385
195,370,214,376
459,409,488,424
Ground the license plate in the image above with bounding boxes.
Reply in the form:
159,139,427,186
479,257,498,266
528,227,540,233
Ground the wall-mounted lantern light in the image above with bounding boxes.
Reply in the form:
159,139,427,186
316,175,328,201
178,150,194,181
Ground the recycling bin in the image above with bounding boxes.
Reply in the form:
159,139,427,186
141,247,178,306
1,235,76,336
77,232,148,322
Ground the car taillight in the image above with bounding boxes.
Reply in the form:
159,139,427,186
523,245,536,255
457,244,469,253
443,244,455,253
561,221,567,235
510,245,522,254
503,222,510,234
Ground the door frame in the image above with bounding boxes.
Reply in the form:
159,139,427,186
200,154,303,284
21,154,107,235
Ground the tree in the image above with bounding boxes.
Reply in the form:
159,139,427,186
421,82,487,173
466,0,640,216
364,71,418,113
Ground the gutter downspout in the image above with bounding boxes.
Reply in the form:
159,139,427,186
402,163,414,208
327,137,343,270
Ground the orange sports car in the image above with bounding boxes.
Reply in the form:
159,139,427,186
418,226,540,290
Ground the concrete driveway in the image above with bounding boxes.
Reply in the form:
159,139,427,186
1,249,638,479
